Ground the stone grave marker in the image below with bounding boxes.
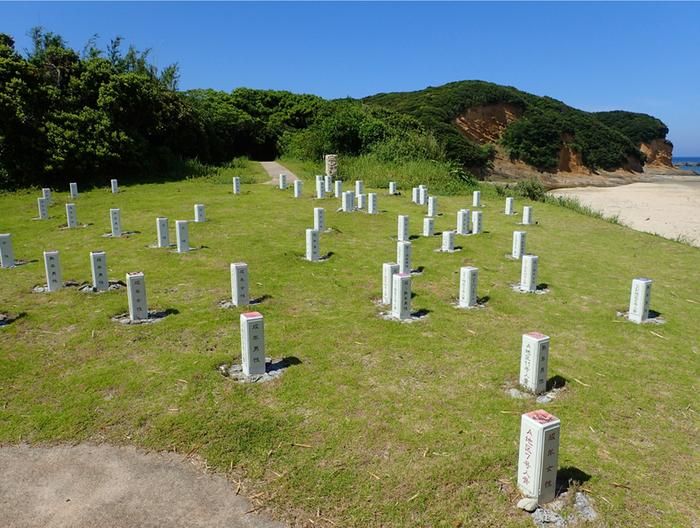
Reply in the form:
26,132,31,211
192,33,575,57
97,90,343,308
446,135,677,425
278,173,287,190
341,191,354,212
427,196,437,217
324,154,338,178
316,176,324,199
37,197,48,220
110,208,122,237
412,187,419,203
382,262,399,305
194,204,206,222
418,185,428,206
397,241,412,274
505,197,514,215
240,311,266,376
44,250,62,292
457,209,470,235
126,272,148,321
355,180,364,196
334,180,342,198
90,251,109,291
324,174,332,193
520,332,550,394
69,182,78,198
313,207,325,232
391,273,411,320
628,278,652,323
520,255,539,292
472,190,481,207
397,215,409,242
389,181,397,195
423,217,434,237
0,234,15,268
232,177,241,195
512,231,527,260
523,206,533,225
111,179,119,193
294,180,303,198
42,187,52,204
471,210,483,234
517,410,560,504
441,230,455,252
306,228,320,261
368,193,378,214
357,193,367,210
458,266,478,308
156,217,170,248
176,220,189,253
65,203,78,228
230,263,249,306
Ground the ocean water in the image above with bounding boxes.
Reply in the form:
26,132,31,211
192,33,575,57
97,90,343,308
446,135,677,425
673,156,700,174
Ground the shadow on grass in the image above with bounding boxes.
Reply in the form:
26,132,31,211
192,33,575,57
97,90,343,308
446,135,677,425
412,308,431,318
556,466,592,495
649,309,662,318
267,356,302,373
477,295,490,305
250,294,272,305
547,375,567,391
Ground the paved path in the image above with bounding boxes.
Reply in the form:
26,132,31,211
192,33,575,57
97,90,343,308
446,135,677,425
0,444,285,528
259,161,300,185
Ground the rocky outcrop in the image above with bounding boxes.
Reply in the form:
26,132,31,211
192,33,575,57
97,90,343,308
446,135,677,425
453,103,523,144
639,138,673,167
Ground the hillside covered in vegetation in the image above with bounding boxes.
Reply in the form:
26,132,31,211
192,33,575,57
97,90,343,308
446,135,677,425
0,29,674,189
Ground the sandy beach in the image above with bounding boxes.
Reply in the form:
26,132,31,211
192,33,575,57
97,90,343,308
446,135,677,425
549,175,700,247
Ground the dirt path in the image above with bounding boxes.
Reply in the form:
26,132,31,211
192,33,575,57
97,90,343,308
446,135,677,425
0,444,285,528
259,161,300,185
549,179,700,247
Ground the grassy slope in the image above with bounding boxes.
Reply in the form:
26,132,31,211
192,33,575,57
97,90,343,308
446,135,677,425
0,161,698,527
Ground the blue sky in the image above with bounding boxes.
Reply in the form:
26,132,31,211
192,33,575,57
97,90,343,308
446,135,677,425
2,1,698,155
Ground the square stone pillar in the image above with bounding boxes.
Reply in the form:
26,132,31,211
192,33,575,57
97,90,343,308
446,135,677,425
355,180,364,196
316,176,325,199
512,231,527,260
156,217,169,248
111,179,119,193
520,255,539,292
412,187,419,203
389,182,397,195
194,204,206,222
306,228,320,261
0,234,15,268
505,197,514,215
65,203,78,228
37,197,48,220
313,207,325,232
471,210,483,234
357,193,366,210
69,182,78,198
628,278,652,323
176,220,189,253
110,208,122,237
44,250,62,291
520,332,550,394
294,180,303,198
397,215,409,242
423,217,434,237
324,174,332,193
427,196,437,218
90,251,109,291
517,410,561,504
382,263,399,305
42,187,52,204
459,266,478,308
441,230,455,252
367,193,378,214
279,173,287,190
230,262,249,306
472,190,481,207
396,241,412,274
391,273,412,320
126,272,148,321
457,209,470,235
523,206,533,225
232,177,241,195
341,191,353,212
241,311,266,376
418,186,428,206
334,180,342,198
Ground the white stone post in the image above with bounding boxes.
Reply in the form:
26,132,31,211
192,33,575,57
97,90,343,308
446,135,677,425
520,332,550,394
355,180,364,196
412,187,419,204
418,185,427,205
517,410,561,504
42,187,52,204
111,179,119,193
126,272,148,321
397,241,412,274
459,266,479,308
315,176,324,199
324,174,332,193
232,177,241,195
389,181,397,195
457,209,471,235
397,215,409,242
391,273,412,320
37,197,48,220
313,207,325,232
520,255,539,292
110,208,122,237
382,263,399,305
334,180,342,198
357,194,366,210
341,191,353,212
427,196,437,217
278,174,287,190
367,193,378,214
240,312,266,376
523,206,533,225
176,220,189,253
306,228,320,261
230,262,249,306
90,251,109,291
44,250,62,292
194,204,206,222
505,197,514,215
65,203,78,228
471,210,483,234
0,234,15,268
423,217,434,237
294,180,303,198
441,230,455,252
472,190,481,207
156,217,169,248
512,231,527,260
628,278,652,324
324,154,338,178
69,182,78,198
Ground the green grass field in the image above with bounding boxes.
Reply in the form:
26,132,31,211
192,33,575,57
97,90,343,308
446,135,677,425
0,160,698,527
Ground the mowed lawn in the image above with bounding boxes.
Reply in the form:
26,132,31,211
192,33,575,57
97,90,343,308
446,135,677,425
0,164,698,527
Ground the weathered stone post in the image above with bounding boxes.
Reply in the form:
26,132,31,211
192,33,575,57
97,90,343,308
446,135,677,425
512,231,527,260
156,217,170,248
391,273,412,320
457,209,470,235
240,312,266,376
126,272,148,321
397,241,412,274
230,263,249,306
176,220,189,253
628,278,652,323
44,251,62,291
0,234,15,268
458,266,478,308
423,217,434,237
382,263,399,305
520,332,550,394
517,410,560,504
90,251,109,291
520,255,539,292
